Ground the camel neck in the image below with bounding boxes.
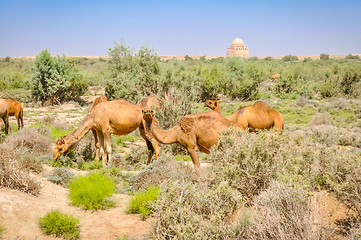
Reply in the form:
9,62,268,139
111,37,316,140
148,118,178,144
66,115,94,146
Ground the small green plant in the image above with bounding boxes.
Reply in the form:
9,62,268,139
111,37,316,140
38,209,80,239
68,172,116,210
78,160,103,170
126,186,160,219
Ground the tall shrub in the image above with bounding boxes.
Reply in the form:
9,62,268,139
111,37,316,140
32,50,87,104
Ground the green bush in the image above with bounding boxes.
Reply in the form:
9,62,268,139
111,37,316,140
126,185,160,219
105,41,160,103
68,172,116,210
282,55,298,61
31,49,88,105
38,209,80,239
320,53,330,60
345,54,360,60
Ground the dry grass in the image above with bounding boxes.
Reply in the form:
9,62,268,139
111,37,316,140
0,145,41,195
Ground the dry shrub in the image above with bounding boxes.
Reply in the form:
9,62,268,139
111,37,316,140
153,181,245,239
206,130,289,203
329,98,350,110
4,127,51,155
306,125,361,148
246,181,319,240
309,112,332,126
0,145,41,195
47,167,74,187
129,156,197,192
18,151,43,173
41,115,55,125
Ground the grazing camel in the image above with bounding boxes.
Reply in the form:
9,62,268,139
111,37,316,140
142,109,234,169
0,98,10,134
272,73,280,80
6,98,24,130
204,99,284,132
53,99,160,166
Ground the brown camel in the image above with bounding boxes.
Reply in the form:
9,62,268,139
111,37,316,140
0,98,10,134
142,109,234,169
89,95,108,161
272,73,280,80
204,99,284,132
137,95,161,110
53,99,160,166
6,98,24,130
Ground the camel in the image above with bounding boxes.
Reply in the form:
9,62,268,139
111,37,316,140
272,73,280,80
89,95,108,161
53,99,160,166
0,98,10,135
137,95,161,110
204,99,284,132
142,109,234,169
6,98,24,130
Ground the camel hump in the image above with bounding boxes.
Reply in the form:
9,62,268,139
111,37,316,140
137,95,161,110
253,101,269,109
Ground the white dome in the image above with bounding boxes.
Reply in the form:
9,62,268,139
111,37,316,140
232,38,244,45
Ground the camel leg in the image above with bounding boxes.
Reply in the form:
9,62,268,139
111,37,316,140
91,129,100,161
103,132,112,166
139,123,160,164
3,115,9,135
20,110,24,129
187,148,201,169
16,115,20,130
97,130,107,166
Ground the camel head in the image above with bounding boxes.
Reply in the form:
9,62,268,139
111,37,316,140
53,137,75,159
204,100,220,111
142,109,155,121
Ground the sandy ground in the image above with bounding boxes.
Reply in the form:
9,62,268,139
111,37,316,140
0,164,155,240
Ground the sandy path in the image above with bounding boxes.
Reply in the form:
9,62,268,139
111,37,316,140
0,167,154,239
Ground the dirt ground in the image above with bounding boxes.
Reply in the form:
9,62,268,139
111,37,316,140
0,164,155,239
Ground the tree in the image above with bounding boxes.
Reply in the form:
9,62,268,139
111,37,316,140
105,41,160,103
345,54,360,60
32,49,87,105
282,55,298,61
320,53,330,60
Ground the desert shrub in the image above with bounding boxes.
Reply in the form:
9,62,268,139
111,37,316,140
309,112,332,126
126,185,160,219
294,96,310,107
38,209,80,239
0,131,6,143
345,54,360,60
305,125,361,148
47,167,74,187
122,145,148,170
105,41,160,103
129,156,196,192
68,172,116,210
206,130,288,203
0,145,40,195
319,76,341,98
52,155,78,168
245,181,317,240
153,181,244,239
320,53,330,60
3,127,51,155
264,56,272,60
31,49,88,105
329,97,350,110
282,55,298,61
18,151,43,173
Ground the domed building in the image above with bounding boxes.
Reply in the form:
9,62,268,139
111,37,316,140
227,38,249,58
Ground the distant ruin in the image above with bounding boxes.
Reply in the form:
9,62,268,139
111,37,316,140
227,38,249,58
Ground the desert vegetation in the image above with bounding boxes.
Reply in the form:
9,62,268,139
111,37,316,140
0,44,360,239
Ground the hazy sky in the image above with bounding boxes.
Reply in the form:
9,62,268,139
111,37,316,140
0,0,360,57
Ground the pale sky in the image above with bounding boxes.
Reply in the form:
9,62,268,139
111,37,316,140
0,0,360,57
